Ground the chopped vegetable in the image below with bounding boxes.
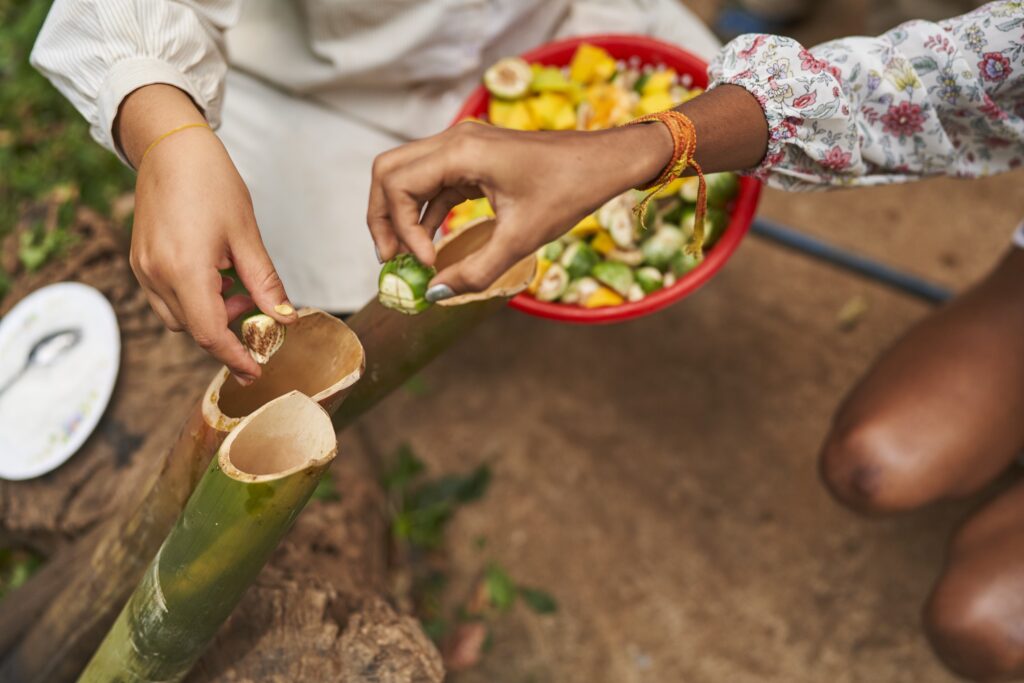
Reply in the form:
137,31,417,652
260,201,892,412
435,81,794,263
484,57,533,99
606,248,644,267
378,253,436,315
568,214,602,238
641,226,685,270
528,258,553,295
635,266,664,294
627,283,645,302
582,285,624,308
540,241,565,261
590,230,616,256
488,98,536,130
560,241,599,279
592,261,634,297
670,250,703,277
535,263,570,301
561,277,600,305
569,43,617,84
705,172,740,207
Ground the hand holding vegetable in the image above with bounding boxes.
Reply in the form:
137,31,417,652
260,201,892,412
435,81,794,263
366,84,768,301
119,85,296,385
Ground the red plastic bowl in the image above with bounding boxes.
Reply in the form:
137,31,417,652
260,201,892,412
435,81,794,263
450,34,762,324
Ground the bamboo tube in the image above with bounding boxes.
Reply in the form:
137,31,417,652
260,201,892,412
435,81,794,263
335,219,535,429
78,391,338,683
0,311,364,683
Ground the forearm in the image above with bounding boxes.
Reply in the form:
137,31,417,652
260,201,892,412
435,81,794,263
115,85,208,168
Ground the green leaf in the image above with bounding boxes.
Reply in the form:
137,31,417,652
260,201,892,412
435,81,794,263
310,472,341,502
403,374,429,397
520,587,558,614
382,443,424,494
484,564,517,612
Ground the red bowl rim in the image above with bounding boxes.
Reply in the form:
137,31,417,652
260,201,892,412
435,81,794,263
450,34,762,324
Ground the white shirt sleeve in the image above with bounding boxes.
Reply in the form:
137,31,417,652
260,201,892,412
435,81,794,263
29,0,242,164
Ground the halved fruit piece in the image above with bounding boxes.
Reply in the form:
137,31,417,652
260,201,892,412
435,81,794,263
484,57,533,99
378,253,437,315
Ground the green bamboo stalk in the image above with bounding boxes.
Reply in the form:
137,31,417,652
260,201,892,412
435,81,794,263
78,391,337,683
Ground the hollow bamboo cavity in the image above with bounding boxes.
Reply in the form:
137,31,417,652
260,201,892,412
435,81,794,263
335,219,535,428
78,392,337,683
0,310,364,683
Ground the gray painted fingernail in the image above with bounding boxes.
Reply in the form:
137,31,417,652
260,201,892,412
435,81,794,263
374,245,383,263
425,284,455,303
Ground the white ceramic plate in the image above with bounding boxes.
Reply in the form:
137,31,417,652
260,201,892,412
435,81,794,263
0,282,120,480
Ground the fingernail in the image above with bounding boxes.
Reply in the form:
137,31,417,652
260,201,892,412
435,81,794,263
425,284,455,303
234,373,256,387
273,303,295,316
374,245,383,263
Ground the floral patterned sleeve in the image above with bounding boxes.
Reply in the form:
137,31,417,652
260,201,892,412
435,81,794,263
708,0,1024,190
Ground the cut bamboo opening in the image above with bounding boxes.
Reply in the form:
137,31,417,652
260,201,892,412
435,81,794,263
78,392,337,683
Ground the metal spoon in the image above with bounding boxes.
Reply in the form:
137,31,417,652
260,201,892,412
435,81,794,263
0,328,83,400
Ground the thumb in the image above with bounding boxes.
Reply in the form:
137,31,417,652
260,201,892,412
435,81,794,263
230,233,297,324
426,228,524,303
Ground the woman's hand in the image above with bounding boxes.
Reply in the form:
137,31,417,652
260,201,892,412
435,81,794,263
119,85,295,384
366,84,767,301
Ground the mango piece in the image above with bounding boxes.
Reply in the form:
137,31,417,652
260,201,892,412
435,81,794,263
586,83,632,129
590,230,616,256
635,92,675,116
528,258,552,295
582,285,624,308
489,98,537,130
526,92,577,130
449,198,494,231
642,69,676,96
569,43,617,85
568,214,601,238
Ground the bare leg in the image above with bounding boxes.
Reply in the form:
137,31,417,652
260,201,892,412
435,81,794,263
819,248,1024,513
925,480,1024,681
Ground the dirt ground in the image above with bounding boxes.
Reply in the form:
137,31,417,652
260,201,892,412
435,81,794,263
346,2,1024,679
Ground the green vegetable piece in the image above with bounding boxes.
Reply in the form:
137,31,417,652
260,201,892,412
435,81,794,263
540,240,565,261
378,253,437,315
641,226,684,270
635,266,664,294
706,172,740,207
634,73,651,94
531,66,574,93
560,241,599,280
592,261,634,297
678,207,728,248
536,263,570,302
561,276,600,305
670,249,703,277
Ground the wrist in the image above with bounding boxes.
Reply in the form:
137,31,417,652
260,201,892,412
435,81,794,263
115,84,207,168
599,123,674,194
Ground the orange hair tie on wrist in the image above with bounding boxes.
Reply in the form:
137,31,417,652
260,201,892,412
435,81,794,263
625,110,707,256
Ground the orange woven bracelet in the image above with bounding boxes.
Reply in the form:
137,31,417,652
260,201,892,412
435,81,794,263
625,110,707,256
